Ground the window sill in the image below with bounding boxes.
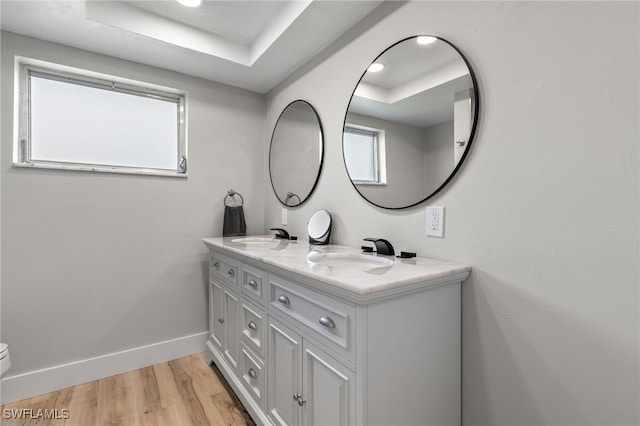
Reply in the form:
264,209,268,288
13,161,188,178
353,181,386,186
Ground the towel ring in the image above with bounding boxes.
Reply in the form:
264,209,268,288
285,192,301,206
225,190,244,207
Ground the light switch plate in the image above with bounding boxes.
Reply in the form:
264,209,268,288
426,206,444,238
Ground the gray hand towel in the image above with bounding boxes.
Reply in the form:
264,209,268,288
223,205,246,237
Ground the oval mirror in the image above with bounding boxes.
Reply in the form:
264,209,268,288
270,100,324,207
342,35,478,209
308,209,332,245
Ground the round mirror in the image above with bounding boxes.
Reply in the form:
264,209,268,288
308,209,332,245
342,35,478,209
270,100,324,207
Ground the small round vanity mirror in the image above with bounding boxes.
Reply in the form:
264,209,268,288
269,100,324,207
308,209,332,245
343,35,479,209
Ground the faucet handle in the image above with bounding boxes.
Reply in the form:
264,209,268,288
270,228,290,239
363,238,395,256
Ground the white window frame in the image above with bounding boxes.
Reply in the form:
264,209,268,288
13,58,188,177
343,124,386,185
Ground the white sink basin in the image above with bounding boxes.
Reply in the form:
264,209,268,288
306,252,394,269
230,237,277,243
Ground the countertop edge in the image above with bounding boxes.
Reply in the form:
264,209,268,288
202,237,470,302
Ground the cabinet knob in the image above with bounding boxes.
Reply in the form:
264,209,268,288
248,279,258,288
248,321,257,330
218,318,224,324
278,295,291,305
213,262,220,269
228,269,235,277
293,393,301,401
248,368,257,379
297,397,307,406
319,316,336,329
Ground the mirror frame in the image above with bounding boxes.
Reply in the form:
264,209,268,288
342,35,479,210
269,100,325,207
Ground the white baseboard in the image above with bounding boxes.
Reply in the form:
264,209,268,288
0,331,207,405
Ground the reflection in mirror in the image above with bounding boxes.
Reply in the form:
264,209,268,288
270,100,324,207
308,209,332,245
343,35,478,209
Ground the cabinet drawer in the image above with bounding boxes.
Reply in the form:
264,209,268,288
269,275,355,362
240,343,266,410
210,252,240,289
241,298,266,358
242,263,267,306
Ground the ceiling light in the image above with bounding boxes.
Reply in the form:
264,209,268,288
176,0,202,7
367,63,384,73
417,36,437,45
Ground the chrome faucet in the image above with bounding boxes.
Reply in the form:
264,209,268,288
363,238,395,256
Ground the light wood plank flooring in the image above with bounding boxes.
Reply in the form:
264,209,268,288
0,353,255,426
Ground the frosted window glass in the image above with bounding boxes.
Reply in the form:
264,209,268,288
344,128,377,182
30,76,178,170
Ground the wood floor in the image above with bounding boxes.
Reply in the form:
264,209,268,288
0,353,255,426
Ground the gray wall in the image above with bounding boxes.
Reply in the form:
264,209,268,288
1,32,266,375
264,2,639,425
346,112,427,207
423,120,454,193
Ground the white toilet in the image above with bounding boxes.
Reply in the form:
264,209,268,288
0,343,10,377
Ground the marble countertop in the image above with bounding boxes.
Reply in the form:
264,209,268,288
203,236,470,299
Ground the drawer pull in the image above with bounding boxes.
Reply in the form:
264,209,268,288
228,269,235,277
248,279,258,288
319,316,336,329
248,321,257,330
213,262,220,269
278,295,291,305
248,368,257,379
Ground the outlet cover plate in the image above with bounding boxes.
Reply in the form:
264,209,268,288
426,206,444,238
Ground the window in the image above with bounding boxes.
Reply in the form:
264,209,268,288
15,59,187,177
343,125,386,184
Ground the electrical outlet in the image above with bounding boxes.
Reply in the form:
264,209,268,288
426,206,444,238
281,208,288,226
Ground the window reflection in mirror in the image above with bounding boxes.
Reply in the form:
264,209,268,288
343,35,478,209
343,125,385,184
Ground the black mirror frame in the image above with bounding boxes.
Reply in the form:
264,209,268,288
269,99,325,208
342,35,480,210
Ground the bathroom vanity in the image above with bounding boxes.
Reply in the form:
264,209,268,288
202,236,470,426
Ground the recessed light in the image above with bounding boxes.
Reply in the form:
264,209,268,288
417,36,437,45
367,63,384,73
176,0,202,7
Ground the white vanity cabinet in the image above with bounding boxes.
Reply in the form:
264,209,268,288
208,250,269,415
208,252,242,371
203,238,470,426
268,317,355,426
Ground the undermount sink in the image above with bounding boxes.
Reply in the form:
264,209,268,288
230,237,277,243
306,252,394,269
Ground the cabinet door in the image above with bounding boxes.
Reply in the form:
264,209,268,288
223,288,240,371
302,340,355,426
268,318,302,426
209,281,224,351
